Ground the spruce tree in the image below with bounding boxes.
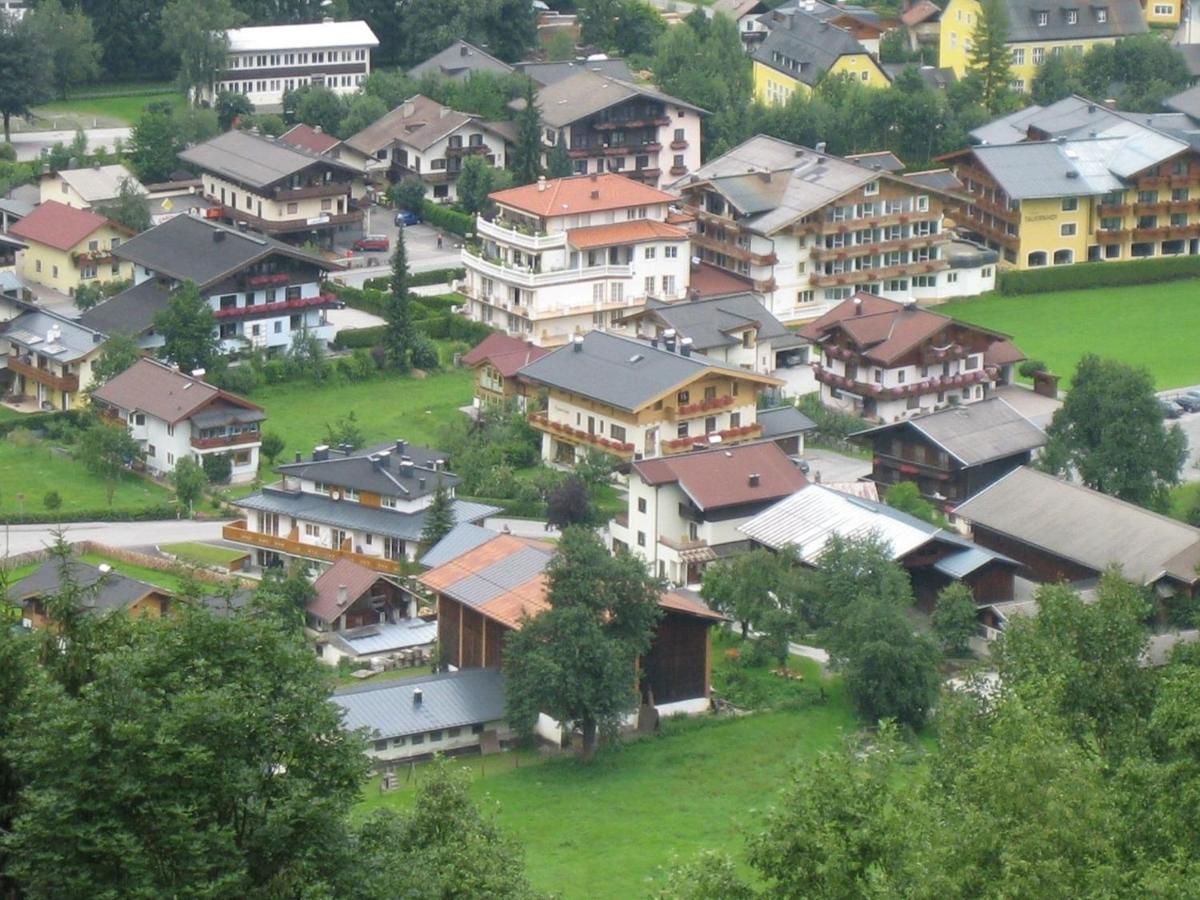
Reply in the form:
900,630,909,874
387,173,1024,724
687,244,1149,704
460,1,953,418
510,79,543,186
420,478,456,547
968,0,1015,113
384,230,412,372
547,139,573,179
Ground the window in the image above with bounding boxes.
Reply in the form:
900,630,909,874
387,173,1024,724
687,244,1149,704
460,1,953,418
730,411,741,428
1096,8,1107,20
637,531,646,547
1011,48,1025,65
644,275,655,295
1033,47,1045,64
661,275,675,294
704,386,717,401
677,423,689,439
166,423,174,437
864,180,879,196
52,265,59,278
81,264,97,279
704,416,716,433
798,290,814,304
916,195,929,213
274,321,283,333
411,733,424,745
1066,8,1078,23
305,523,320,537
147,444,156,457
1053,249,1073,265
429,730,443,742
1036,11,1048,24
611,424,626,442
1027,250,1048,267
1154,4,1174,13
664,245,677,258
1060,223,1077,236
1010,79,1025,93
286,202,298,214
644,246,656,259
1061,197,1078,211
637,497,647,513
677,390,689,404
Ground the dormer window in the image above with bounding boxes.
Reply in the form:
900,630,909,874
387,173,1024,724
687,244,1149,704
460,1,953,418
1036,10,1049,24
1066,8,1079,23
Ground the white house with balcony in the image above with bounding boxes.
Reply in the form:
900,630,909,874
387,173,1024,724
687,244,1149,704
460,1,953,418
90,358,266,484
462,173,692,346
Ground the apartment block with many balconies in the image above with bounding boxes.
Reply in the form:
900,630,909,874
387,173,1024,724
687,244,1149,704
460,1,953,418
461,173,692,346
670,135,994,324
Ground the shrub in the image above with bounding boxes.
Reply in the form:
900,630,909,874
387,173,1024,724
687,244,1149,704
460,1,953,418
262,358,291,384
333,325,386,349
1018,359,1048,378
0,504,178,525
212,363,261,395
42,490,62,512
364,268,464,290
409,333,440,370
202,452,233,484
421,200,474,237
337,348,378,381
998,255,1200,295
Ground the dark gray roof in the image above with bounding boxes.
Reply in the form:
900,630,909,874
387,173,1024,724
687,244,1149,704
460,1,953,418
1002,0,1147,42
631,293,792,351
1166,83,1200,120
1174,44,1200,78
944,238,1001,269
517,58,634,86
530,71,707,129
751,9,877,87
905,168,963,192
419,522,499,568
178,129,358,191
333,669,507,740
276,441,456,501
79,277,170,336
3,309,106,363
112,214,329,288
757,405,817,439
844,150,906,173
234,488,498,542
407,40,514,82
853,398,1044,466
10,560,160,614
516,331,765,412
882,64,956,91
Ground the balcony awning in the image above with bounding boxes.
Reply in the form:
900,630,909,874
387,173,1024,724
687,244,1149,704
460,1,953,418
678,545,717,564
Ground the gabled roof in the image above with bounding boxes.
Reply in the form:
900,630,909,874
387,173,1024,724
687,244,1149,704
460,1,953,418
3,308,106,362
516,331,781,413
407,40,514,82
9,200,119,251
566,219,687,249
901,0,942,25
178,130,359,191
278,123,342,155
275,441,457,501
10,560,163,615
489,172,675,219
333,669,507,740
633,442,808,511
530,70,707,129
460,332,551,377
751,8,880,87
1166,83,1200,120
852,397,1045,466
758,404,817,438
517,58,633,87
226,20,379,53
78,277,171,336
844,150,905,173
309,558,391,625
49,164,144,204
1002,0,1146,43
91,358,262,426
344,95,480,156
419,522,500,568
626,292,794,351
955,467,1200,586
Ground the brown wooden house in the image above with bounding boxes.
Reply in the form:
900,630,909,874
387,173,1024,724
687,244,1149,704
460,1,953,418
10,560,172,631
460,333,551,411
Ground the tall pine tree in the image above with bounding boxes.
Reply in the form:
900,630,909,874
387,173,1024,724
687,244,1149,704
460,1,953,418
546,139,573,179
968,0,1015,113
419,478,456,547
510,79,543,187
385,230,412,372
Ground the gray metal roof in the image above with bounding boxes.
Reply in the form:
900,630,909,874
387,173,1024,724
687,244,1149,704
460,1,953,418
79,277,170,336
757,405,817,438
444,545,553,609
516,331,762,412
955,467,1200,586
752,8,877,87
407,40,515,82
853,397,1045,466
3,309,105,362
178,129,358,191
10,560,160,614
531,71,707,129
1003,0,1146,43
234,488,499,542
969,139,1126,199
517,58,634,87
326,619,438,657
632,293,792,351
905,168,963,192
1166,84,1200,120
333,668,506,740
934,547,1002,579
419,522,498,568
276,441,456,501
55,164,144,204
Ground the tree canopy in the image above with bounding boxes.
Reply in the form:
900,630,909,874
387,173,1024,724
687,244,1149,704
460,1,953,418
154,280,220,375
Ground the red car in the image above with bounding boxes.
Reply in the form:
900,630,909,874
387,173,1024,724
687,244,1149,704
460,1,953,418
353,234,390,252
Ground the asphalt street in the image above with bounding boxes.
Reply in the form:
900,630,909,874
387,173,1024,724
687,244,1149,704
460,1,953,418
1,519,229,559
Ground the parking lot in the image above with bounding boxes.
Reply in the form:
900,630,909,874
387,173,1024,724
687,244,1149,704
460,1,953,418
333,203,464,277
1162,387,1200,482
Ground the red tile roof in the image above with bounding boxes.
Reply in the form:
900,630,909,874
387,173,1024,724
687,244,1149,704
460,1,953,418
489,173,675,218
279,123,341,154
309,558,386,624
688,261,754,298
10,200,117,252
461,333,552,377
567,219,687,249
634,442,807,511
901,0,942,26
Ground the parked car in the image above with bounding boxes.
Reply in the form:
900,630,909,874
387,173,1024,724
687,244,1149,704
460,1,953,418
395,209,421,227
788,455,811,475
1174,391,1200,413
352,234,390,252
1160,398,1185,419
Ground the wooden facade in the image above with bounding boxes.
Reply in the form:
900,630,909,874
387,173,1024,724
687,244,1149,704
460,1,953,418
866,430,1034,505
969,523,1098,585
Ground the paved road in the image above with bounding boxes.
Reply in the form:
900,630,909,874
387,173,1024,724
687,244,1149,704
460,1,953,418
1176,0,1199,43
1,519,229,559
802,448,873,485
9,126,131,162
1161,386,1200,481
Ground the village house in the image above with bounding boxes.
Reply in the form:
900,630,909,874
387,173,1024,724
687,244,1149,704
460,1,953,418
80,213,338,357
277,124,372,201
38,164,145,211
225,440,500,574
407,40,514,82
334,668,511,765
460,332,551,411
799,292,1025,422
461,173,692,346
203,19,380,107
944,95,1200,268
9,201,133,297
610,441,809,586
939,0,1149,91
852,397,1046,507
901,0,944,53
670,135,997,324
527,71,706,188
515,57,634,87
306,558,437,667
1,308,107,410
90,358,266,484
343,95,512,201
179,129,362,245
10,560,172,631
515,330,786,466
418,530,726,737
740,483,1020,605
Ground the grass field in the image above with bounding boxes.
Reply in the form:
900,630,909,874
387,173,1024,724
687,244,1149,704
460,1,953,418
78,552,191,594
251,368,475,461
160,542,249,569
30,92,187,129
357,655,859,898
333,664,433,688
0,441,172,517
937,281,1200,390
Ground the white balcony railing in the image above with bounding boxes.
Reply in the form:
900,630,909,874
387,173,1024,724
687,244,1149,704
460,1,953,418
475,217,566,252
463,251,633,288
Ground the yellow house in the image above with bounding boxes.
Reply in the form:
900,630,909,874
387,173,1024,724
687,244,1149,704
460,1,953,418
3,308,108,410
751,8,889,105
939,0,1149,92
1142,0,1182,26
9,200,133,297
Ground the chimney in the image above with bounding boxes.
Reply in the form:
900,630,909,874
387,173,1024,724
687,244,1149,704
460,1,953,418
537,175,547,192
650,337,658,349
403,101,415,117
815,141,827,154
590,190,600,199
413,688,423,707
213,230,226,243
748,473,760,487
664,328,677,352
419,477,427,491
853,297,863,315
395,438,407,455
336,585,348,606
313,444,330,461
93,332,103,343
400,460,414,478
294,451,302,463
681,337,693,357
191,368,205,378
572,334,584,352
590,172,599,182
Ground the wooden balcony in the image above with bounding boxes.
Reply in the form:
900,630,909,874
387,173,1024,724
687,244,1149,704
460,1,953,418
660,422,763,455
592,115,670,129
809,232,948,262
192,431,261,450
222,520,405,575
815,364,995,400
1097,203,1130,217
273,182,352,202
8,356,78,393
1096,229,1129,243
691,232,776,266
528,412,636,457
217,206,360,234
809,259,949,288
669,140,689,150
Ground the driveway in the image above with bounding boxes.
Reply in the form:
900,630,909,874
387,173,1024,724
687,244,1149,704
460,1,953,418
334,204,465,278
1,518,230,559
802,448,873,485
1162,385,1200,481
8,126,131,162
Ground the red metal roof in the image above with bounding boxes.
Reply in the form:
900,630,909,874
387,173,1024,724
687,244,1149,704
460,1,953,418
634,442,807,511
279,123,342,155
567,219,687,249
9,200,116,251
688,261,755,298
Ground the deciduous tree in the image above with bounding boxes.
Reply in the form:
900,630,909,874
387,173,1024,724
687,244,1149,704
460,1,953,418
154,280,220,374
78,418,144,506
88,333,141,386
171,456,209,513
0,16,52,143
161,0,245,103
96,178,151,232
128,102,184,183
259,430,285,467
545,474,591,528
26,0,101,100
215,89,254,130
931,582,978,656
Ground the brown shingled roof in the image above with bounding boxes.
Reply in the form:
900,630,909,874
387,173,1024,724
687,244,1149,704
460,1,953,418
91,358,262,425
9,200,122,252
309,558,386,624
634,442,807,511
279,123,342,155
489,172,675,219
461,333,552,377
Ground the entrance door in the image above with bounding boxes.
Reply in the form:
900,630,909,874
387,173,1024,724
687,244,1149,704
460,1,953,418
587,415,595,435
644,427,658,457
331,529,348,550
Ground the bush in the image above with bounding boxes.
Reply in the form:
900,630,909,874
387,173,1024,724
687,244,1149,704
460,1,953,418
797,393,869,444
0,504,178,525
333,325,386,350
1018,359,1048,378
421,200,474,237
364,269,464,290
262,358,291,384
337,348,378,381
202,452,233,485
212,363,261,395
42,490,62,512
409,333,440,370
0,143,16,162
998,255,1200,295
0,409,90,440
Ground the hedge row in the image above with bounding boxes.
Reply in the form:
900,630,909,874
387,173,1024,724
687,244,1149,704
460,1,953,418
0,409,90,438
364,267,465,290
332,325,385,349
998,255,1200,295
0,504,180,525
421,201,474,237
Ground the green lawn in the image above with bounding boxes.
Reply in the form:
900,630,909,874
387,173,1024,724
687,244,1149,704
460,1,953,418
0,407,25,424
159,542,249,569
936,281,1200,389
0,441,172,517
78,552,191,594
333,664,433,688
357,658,858,898
31,92,187,128
252,368,475,461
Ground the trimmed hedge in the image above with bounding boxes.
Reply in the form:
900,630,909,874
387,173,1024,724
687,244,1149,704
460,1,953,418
332,325,385,349
421,201,474,237
0,504,180,525
364,267,465,290
0,409,91,438
998,255,1200,295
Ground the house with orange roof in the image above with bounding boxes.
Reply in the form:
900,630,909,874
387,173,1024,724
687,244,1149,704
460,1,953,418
460,332,552,411
461,172,692,346
9,200,133,297
418,528,726,733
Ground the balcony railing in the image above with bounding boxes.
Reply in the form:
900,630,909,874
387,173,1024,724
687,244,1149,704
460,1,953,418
243,272,292,288
8,356,78,393
809,232,947,262
809,259,949,287
222,520,406,575
660,423,763,454
273,182,352,202
192,431,262,450
814,364,997,400
214,293,339,320
476,216,564,251
690,232,777,266
528,412,636,456
463,248,632,287
1096,229,1129,243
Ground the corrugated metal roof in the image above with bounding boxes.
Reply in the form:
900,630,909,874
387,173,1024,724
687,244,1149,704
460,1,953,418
934,547,999,579
419,523,499,568
445,546,554,609
327,619,438,657
333,669,505,741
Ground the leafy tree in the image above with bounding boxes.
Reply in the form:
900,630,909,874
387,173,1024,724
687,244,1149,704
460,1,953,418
339,92,388,138
1081,35,1191,111
1041,354,1187,509
509,78,543,187
78,418,144,506
324,410,365,451
259,430,285,467
504,527,663,759
26,0,101,100
701,548,789,639
420,478,456,546
802,532,911,633
0,15,52,143
1031,49,1084,105
546,139,573,179
171,456,209,512
393,176,426,212
580,0,664,57
457,154,499,216
154,280,220,374
409,333,440,370
128,102,184,183
0,586,36,897
546,474,591,528
161,0,245,103
82,0,175,83
879,27,922,65
215,89,254,130
384,230,413,371
967,0,1015,113
89,333,141,387
96,178,151,232
931,582,978,656
200,451,232,484
283,83,347,135
41,490,62,513
883,480,941,524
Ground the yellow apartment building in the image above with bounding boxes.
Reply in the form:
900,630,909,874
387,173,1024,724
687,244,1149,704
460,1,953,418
9,201,133,297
